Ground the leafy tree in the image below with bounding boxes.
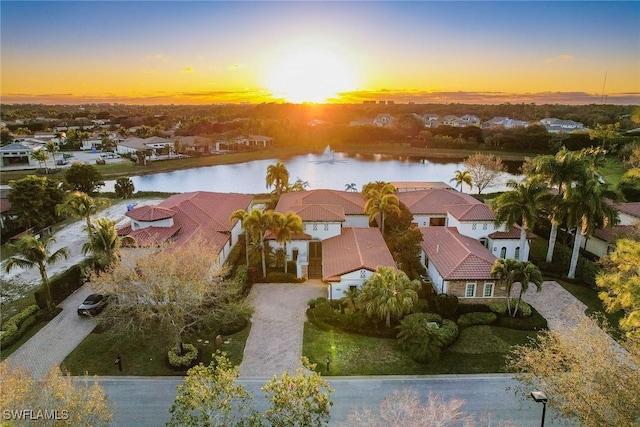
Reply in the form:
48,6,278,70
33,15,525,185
386,225,423,278
64,163,105,195
0,363,112,426
82,218,129,270
57,191,110,239
114,177,135,199
168,351,258,427
343,388,472,427
589,122,621,151
597,238,640,341
261,357,333,427
507,314,640,426
91,239,243,356
618,168,640,202
565,179,619,279
464,153,506,194
397,313,443,363
357,266,421,328
8,175,65,229
266,162,290,197
31,148,49,173
4,235,69,311
512,261,543,317
449,169,472,192
363,182,401,235
270,211,303,274
491,178,548,262
286,177,309,192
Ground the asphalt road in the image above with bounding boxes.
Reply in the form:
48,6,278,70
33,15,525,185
97,374,574,426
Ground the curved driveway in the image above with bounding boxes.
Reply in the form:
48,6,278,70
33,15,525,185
239,280,326,378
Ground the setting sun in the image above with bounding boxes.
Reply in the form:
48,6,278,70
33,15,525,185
265,46,358,103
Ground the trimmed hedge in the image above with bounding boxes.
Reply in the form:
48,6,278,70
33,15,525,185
434,294,458,318
256,272,300,283
307,302,396,338
457,312,498,328
489,300,532,318
0,304,40,347
457,303,492,314
34,263,88,309
168,343,198,369
496,306,548,331
437,319,459,348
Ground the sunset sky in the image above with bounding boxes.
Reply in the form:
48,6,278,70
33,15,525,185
1,1,639,105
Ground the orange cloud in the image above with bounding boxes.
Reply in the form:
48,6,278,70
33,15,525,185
545,54,575,63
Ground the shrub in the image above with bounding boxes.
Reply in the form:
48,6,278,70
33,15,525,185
411,299,430,313
457,303,491,314
397,314,444,364
434,294,458,318
489,301,508,315
457,312,498,328
496,306,548,331
514,301,532,318
0,304,40,347
168,343,198,369
489,299,532,317
259,272,299,283
214,301,253,335
308,297,327,309
436,319,459,348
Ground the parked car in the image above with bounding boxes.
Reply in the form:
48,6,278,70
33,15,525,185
77,293,108,316
56,159,69,165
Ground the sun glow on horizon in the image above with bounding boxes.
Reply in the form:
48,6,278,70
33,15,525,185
265,44,359,103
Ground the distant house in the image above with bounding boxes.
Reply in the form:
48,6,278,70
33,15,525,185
235,135,273,148
174,136,212,153
442,115,459,126
116,136,173,158
539,118,586,133
373,114,395,127
0,143,36,167
584,202,640,258
419,227,505,302
452,115,481,127
118,191,253,266
482,117,530,129
323,227,397,300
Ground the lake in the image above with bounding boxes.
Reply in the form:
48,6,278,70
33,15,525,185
103,150,522,194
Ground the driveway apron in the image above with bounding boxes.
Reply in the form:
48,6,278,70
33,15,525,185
239,280,326,378
5,284,97,378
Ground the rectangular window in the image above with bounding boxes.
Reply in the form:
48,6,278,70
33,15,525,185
465,283,476,298
483,283,494,297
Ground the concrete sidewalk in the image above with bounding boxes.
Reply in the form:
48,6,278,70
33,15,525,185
5,284,98,378
239,280,325,378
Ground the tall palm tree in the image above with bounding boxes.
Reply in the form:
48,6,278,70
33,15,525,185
565,179,619,279
57,191,110,239
5,235,69,311
82,217,128,270
526,148,589,262
243,208,276,278
230,209,251,267
340,287,361,310
45,141,59,169
491,178,547,261
270,211,303,274
265,162,290,197
357,266,420,328
512,261,543,317
114,177,135,199
363,184,401,236
490,257,521,316
450,169,472,192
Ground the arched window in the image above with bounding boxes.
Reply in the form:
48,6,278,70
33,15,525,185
515,247,520,260
500,247,507,259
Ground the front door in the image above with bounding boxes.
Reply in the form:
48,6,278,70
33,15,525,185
308,241,322,279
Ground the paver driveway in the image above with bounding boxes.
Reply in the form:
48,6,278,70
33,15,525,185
239,280,326,378
5,284,98,378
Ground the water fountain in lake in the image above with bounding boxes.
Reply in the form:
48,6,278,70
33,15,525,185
311,145,345,164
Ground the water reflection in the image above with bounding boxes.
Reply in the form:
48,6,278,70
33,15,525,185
103,152,522,194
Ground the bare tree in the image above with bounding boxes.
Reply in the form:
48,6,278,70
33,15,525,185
464,153,506,194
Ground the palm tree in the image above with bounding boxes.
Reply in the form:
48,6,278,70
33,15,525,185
363,184,401,236
565,179,619,279
243,208,276,278
397,313,443,363
357,266,421,328
490,258,521,316
526,148,589,262
512,262,543,317
491,179,547,262
57,191,110,239
82,217,128,270
270,211,303,274
5,235,69,311
340,287,360,310
345,183,357,192
31,149,49,173
450,169,472,192
114,177,135,199
230,209,251,267
45,141,59,169
265,162,290,197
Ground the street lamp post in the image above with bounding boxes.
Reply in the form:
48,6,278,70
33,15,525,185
530,391,548,427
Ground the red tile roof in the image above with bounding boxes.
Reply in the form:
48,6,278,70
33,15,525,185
616,202,640,218
420,227,497,280
120,192,253,251
593,225,640,243
488,224,536,240
398,189,481,215
126,205,176,221
445,203,495,221
289,204,345,222
275,190,365,216
322,227,397,282
0,198,11,214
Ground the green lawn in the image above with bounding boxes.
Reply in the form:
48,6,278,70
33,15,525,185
303,322,537,376
61,324,250,376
